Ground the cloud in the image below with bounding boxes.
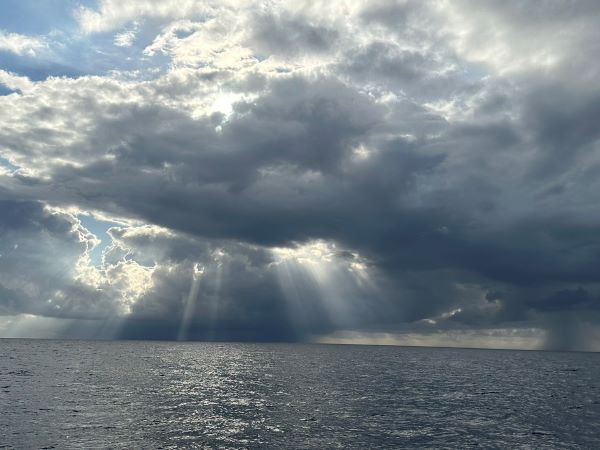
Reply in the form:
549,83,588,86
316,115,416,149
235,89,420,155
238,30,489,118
0,199,100,318
114,23,139,47
437,0,600,75
75,0,214,34
0,70,34,92
0,199,160,321
1,1,600,349
0,30,46,56
317,328,546,351
249,11,339,57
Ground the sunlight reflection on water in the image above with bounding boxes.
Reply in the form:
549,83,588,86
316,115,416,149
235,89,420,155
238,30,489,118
1,340,599,449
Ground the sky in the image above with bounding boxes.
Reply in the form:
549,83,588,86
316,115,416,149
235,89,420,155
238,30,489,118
1,1,600,351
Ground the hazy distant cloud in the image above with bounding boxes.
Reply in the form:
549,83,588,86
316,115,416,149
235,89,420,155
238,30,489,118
1,0,600,349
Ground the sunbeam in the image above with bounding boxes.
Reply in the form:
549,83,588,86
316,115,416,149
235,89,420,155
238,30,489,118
206,248,225,340
177,263,204,341
271,240,379,331
274,259,312,336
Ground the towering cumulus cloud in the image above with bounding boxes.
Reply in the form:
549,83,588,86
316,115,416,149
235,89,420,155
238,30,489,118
1,0,600,350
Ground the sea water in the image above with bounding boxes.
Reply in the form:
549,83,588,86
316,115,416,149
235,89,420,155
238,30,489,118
1,339,599,448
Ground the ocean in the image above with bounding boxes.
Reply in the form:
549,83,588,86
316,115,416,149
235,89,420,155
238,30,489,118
1,340,599,449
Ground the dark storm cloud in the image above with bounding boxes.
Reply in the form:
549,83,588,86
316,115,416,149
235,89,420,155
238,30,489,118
0,199,70,233
12,75,387,245
104,227,393,341
2,66,598,344
0,198,108,318
340,42,434,83
528,288,600,313
524,84,600,179
250,12,339,57
2,0,600,349
359,0,429,30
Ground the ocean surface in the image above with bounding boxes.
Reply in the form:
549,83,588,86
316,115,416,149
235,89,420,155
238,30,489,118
1,340,599,449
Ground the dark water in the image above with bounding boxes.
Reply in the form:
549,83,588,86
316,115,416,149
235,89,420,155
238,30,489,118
1,340,599,449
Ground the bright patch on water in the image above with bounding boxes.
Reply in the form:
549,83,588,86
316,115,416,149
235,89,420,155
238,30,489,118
1,341,599,448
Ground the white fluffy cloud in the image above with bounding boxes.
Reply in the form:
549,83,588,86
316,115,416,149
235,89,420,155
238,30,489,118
0,30,46,56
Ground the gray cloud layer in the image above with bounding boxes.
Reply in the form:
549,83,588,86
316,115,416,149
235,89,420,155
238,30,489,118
1,1,600,350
